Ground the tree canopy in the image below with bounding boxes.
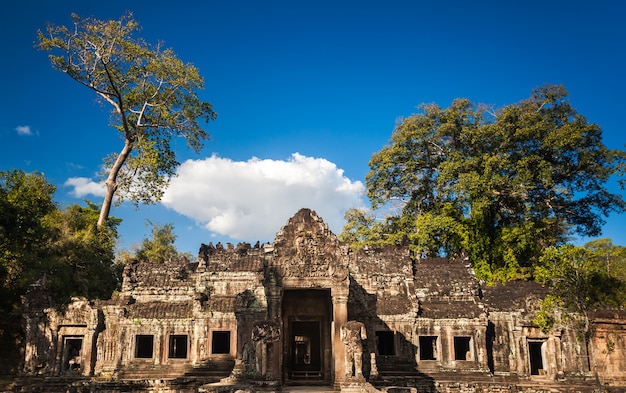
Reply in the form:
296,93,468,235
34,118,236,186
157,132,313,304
116,221,187,265
42,201,121,301
37,12,217,227
135,221,181,263
536,242,626,315
0,170,120,312
347,85,626,282
0,170,56,305
533,240,626,381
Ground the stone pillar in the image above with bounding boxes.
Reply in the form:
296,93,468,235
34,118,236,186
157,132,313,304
81,308,100,376
266,286,282,321
513,327,525,375
546,335,564,380
443,325,452,367
266,286,282,379
475,321,489,371
332,293,348,383
154,330,162,366
553,335,565,379
22,315,37,374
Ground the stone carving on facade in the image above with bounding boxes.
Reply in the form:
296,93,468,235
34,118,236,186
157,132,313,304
341,320,367,381
122,259,140,290
329,260,349,283
252,320,280,377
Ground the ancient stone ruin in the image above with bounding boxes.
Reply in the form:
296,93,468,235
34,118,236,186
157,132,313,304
21,208,626,392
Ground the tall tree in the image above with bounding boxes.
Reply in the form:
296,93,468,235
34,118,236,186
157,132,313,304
37,12,217,227
361,85,626,282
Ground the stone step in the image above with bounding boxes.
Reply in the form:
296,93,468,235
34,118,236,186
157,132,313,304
282,387,337,393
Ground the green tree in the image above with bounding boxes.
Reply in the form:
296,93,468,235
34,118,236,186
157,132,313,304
0,170,121,311
0,170,56,311
340,208,381,248
37,12,217,227
42,201,121,302
535,243,625,383
361,85,626,282
136,221,180,263
536,245,622,315
583,238,626,285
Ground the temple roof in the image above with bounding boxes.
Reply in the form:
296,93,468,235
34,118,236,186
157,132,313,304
482,280,548,312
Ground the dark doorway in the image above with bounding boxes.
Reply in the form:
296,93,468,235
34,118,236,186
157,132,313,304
63,337,83,372
486,321,495,373
291,321,321,374
528,340,545,375
376,331,396,356
282,289,332,382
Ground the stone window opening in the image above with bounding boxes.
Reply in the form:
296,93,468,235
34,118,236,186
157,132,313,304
135,335,154,359
212,331,231,354
168,335,188,359
528,339,547,376
419,336,438,360
453,336,472,361
376,331,396,356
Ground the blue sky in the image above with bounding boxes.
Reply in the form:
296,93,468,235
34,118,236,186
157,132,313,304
2,1,625,255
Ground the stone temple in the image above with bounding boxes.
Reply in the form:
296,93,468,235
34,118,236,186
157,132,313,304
20,209,626,392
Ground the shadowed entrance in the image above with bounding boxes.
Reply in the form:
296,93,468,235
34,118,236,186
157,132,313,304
282,289,332,382
292,321,321,376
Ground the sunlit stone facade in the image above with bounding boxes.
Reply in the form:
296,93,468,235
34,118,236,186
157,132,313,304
22,209,626,391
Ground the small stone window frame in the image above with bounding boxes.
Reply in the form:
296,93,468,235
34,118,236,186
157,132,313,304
211,330,231,355
168,334,188,359
453,336,473,361
135,334,154,359
418,335,438,360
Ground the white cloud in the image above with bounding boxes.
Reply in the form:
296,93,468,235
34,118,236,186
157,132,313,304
161,153,366,241
15,125,32,136
64,177,107,198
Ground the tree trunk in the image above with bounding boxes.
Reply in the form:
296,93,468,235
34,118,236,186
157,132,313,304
97,138,133,227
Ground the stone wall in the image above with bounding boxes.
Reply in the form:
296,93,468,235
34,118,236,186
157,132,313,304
18,209,626,391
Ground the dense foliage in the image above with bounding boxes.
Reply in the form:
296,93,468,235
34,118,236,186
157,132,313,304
116,221,187,265
0,170,120,313
0,170,56,310
135,221,181,263
343,85,626,283
533,240,626,379
536,241,626,314
37,12,217,227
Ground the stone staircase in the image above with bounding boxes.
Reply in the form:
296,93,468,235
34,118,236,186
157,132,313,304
282,387,337,393
177,357,235,382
